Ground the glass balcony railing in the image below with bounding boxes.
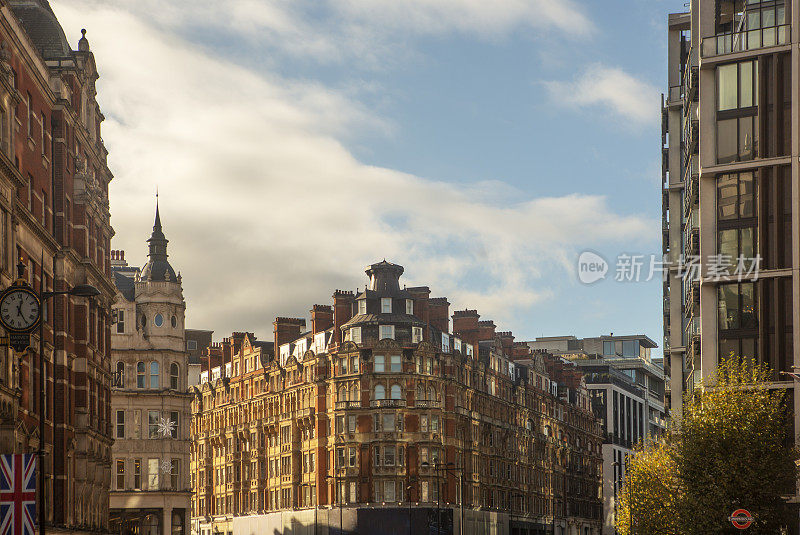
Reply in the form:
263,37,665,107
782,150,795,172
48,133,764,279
702,24,790,57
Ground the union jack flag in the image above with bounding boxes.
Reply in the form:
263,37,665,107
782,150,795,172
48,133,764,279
0,454,36,535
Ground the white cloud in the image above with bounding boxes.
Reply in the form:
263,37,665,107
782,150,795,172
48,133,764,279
544,63,660,126
63,0,594,65
51,2,652,339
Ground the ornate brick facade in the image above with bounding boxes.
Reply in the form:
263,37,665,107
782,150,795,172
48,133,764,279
191,262,602,535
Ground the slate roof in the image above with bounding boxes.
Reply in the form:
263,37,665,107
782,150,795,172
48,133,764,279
9,0,72,59
112,270,135,301
341,312,425,329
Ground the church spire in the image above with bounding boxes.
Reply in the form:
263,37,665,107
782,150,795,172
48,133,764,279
147,197,168,260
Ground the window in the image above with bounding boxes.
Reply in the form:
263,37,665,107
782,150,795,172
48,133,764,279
383,413,395,431
154,313,164,327
405,299,413,315
26,92,32,136
412,327,423,344
374,446,381,466
148,410,160,438
336,415,345,435
603,341,615,356
441,333,450,352
421,481,429,502
350,356,359,373
348,447,356,467
116,310,125,334
390,355,401,372
171,315,177,328
384,446,395,466
116,410,125,438
40,112,45,155
390,384,401,400
379,325,394,340
356,299,366,315
187,340,197,351
338,357,348,375
349,326,362,344
374,385,385,400
170,363,179,390
133,459,141,490
148,458,159,489
116,459,125,490
137,362,145,388
374,355,385,373
348,415,356,433
150,361,159,389
171,459,180,490
421,415,428,433
115,361,124,388
718,282,757,331
384,480,396,502
717,172,757,273
717,60,758,163
170,411,179,439
381,298,392,313
622,341,638,357
336,447,345,468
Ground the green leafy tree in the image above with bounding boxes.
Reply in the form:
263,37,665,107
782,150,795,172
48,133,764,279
616,357,798,535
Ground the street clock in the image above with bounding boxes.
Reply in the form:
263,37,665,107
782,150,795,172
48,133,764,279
0,286,41,333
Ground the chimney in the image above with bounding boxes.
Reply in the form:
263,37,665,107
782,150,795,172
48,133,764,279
452,309,480,345
273,318,306,350
332,290,355,347
311,304,334,334
428,297,450,333
497,331,515,356
407,286,430,326
477,320,496,342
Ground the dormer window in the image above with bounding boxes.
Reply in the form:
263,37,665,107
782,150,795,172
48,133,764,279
381,298,391,313
412,327,423,344
358,300,366,315
405,299,413,314
379,325,394,340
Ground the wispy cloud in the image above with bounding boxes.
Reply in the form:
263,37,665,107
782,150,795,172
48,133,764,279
64,0,594,66
51,1,652,338
544,63,660,126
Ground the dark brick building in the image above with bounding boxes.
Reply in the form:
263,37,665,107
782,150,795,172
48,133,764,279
0,1,115,532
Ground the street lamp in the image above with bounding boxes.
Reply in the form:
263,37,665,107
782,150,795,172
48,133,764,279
38,273,100,535
422,460,458,535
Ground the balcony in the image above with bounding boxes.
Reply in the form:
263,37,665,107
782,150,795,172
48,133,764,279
335,401,361,410
370,399,406,408
701,25,790,57
415,399,442,409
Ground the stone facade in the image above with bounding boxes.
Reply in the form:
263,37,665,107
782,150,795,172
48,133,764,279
109,207,191,535
190,261,603,535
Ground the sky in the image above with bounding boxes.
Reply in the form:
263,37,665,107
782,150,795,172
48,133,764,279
51,0,684,354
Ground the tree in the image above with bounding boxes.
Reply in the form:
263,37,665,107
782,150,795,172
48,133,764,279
616,438,680,535
616,357,798,535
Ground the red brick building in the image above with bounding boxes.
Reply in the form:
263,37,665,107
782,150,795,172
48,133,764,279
0,1,115,532
191,261,602,535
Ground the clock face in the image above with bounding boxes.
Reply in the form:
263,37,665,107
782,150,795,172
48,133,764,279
0,289,41,332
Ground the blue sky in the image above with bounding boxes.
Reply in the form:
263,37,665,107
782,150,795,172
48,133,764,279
53,0,684,354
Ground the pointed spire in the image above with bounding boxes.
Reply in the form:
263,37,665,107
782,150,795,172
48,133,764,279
147,195,168,259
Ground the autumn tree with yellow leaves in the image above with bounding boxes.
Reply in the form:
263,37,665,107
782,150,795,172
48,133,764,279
616,357,797,535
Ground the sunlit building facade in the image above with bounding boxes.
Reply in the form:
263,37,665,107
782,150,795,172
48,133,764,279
190,261,603,535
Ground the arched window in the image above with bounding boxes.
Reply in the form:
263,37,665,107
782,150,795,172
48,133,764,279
116,361,124,387
351,385,359,404
170,363,179,390
338,387,347,402
374,385,385,400
428,386,435,401
417,384,424,401
136,362,145,389
390,384,401,400
150,361,159,389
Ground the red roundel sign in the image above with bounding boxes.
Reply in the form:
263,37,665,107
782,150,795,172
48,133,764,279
729,509,754,530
